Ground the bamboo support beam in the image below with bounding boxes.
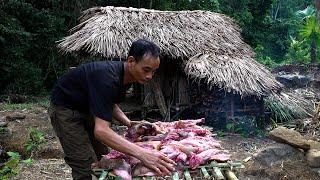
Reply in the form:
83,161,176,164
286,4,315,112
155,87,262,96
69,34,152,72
172,172,179,180
210,161,243,169
184,170,192,180
213,167,225,180
201,167,210,179
98,170,108,180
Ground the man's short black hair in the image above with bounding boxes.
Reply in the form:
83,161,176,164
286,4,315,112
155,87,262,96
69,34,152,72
128,39,160,62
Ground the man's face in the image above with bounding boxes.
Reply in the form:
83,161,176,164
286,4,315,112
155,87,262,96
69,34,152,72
128,54,160,84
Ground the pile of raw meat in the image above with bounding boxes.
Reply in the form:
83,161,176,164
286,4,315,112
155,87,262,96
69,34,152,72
92,118,230,179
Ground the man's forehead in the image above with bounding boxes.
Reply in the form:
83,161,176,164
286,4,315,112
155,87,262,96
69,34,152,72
138,56,159,66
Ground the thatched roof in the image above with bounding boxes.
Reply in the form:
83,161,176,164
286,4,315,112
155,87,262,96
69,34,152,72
58,6,282,97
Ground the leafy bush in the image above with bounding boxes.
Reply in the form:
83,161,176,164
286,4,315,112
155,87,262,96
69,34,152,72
284,37,310,64
25,128,46,153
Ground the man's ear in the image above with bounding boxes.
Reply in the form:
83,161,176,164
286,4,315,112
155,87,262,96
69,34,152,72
127,56,135,64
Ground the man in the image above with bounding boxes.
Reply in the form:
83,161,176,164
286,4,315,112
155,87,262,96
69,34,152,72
49,39,175,180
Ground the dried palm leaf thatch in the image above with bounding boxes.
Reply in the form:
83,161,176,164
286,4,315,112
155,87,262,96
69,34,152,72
265,92,313,122
58,6,282,96
59,6,250,59
185,54,282,96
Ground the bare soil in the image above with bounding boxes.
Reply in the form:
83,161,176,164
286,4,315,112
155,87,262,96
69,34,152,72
1,104,320,180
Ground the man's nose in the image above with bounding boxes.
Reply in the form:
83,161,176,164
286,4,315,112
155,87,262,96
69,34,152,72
146,73,153,80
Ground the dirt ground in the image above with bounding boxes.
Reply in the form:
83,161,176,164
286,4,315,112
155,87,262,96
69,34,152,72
1,104,320,180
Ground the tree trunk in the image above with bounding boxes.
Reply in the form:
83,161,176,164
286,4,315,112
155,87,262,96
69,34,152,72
316,0,320,24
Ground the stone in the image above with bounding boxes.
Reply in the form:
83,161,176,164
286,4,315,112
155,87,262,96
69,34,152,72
306,149,320,167
0,120,8,127
269,126,310,150
276,74,311,88
308,140,320,150
254,143,303,166
6,113,26,121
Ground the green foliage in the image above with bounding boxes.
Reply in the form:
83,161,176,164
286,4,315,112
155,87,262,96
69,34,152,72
24,128,46,153
291,5,320,63
254,45,278,67
0,151,35,179
284,37,310,64
0,0,318,96
264,98,309,123
21,158,34,166
216,130,225,137
0,151,21,179
0,0,79,95
0,97,49,110
224,116,266,138
0,127,6,134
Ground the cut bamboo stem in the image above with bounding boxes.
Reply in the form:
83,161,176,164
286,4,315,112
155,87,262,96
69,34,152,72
225,170,238,180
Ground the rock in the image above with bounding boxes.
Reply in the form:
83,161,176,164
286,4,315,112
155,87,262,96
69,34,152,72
0,120,8,127
6,113,26,121
306,149,320,167
276,74,311,88
253,143,303,166
33,141,64,159
269,126,310,150
308,140,320,150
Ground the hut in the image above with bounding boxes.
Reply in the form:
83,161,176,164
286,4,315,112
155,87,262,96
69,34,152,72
58,6,282,129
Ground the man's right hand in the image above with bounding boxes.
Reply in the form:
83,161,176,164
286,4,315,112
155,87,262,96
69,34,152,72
137,149,176,176
94,117,175,176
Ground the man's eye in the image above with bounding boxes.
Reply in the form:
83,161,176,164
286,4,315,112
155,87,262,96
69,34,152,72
144,69,151,73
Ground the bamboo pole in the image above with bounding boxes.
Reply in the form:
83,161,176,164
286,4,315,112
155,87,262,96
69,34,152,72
172,172,179,180
225,170,238,180
98,170,108,180
210,161,243,168
213,167,225,180
184,170,192,180
201,167,210,179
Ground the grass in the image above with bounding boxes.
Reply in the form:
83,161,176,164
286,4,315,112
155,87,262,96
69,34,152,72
0,97,50,111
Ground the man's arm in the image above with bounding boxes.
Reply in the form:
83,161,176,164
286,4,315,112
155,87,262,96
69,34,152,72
112,104,131,127
94,117,175,176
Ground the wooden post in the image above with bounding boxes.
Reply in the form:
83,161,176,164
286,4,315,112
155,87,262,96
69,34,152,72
150,74,167,118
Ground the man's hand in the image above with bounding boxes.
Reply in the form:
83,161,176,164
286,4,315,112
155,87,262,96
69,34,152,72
129,120,149,127
128,120,165,135
137,149,176,176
